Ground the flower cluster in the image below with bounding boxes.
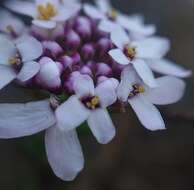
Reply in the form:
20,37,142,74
0,0,191,181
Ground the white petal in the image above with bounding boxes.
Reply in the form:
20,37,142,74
110,27,130,49
146,59,192,78
16,36,43,62
5,0,37,18
87,109,115,144
72,73,95,98
0,65,16,90
45,127,84,181
133,37,170,59
144,76,186,105
117,66,139,102
17,61,40,82
95,78,118,108
56,95,90,131
98,19,119,33
108,49,130,65
96,0,111,13
128,95,165,131
132,59,158,88
83,4,105,19
32,20,56,29
0,36,16,65
0,100,55,138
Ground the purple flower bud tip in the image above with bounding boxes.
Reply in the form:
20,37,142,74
60,55,74,70
81,43,95,61
66,30,81,50
71,52,81,64
74,16,92,40
80,66,93,76
96,63,113,77
96,38,113,57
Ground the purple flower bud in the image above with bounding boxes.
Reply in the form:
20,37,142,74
42,41,63,59
60,55,74,70
66,30,81,51
71,52,81,64
74,16,92,40
96,38,113,57
81,43,95,61
80,65,93,77
96,62,113,77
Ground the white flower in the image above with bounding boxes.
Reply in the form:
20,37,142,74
0,100,84,181
117,66,186,131
109,27,170,87
35,57,62,90
0,35,43,90
0,9,25,38
5,0,80,29
84,0,155,39
56,72,119,144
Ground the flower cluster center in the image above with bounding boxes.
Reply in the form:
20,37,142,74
83,96,100,110
9,54,21,66
108,9,118,20
37,3,57,20
128,84,145,98
124,45,136,60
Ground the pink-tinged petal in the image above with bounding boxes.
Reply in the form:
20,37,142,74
56,95,90,131
32,20,57,29
95,78,118,108
83,4,105,19
87,108,115,144
45,127,84,181
16,36,43,62
110,27,130,49
109,49,130,65
36,57,61,89
132,59,158,88
144,76,186,105
0,36,16,65
98,19,118,33
147,59,192,78
0,100,55,138
5,0,37,18
133,37,170,59
117,66,139,102
0,65,16,90
128,95,165,131
72,73,95,98
96,0,111,13
17,61,40,82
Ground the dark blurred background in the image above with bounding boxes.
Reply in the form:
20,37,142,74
0,0,194,189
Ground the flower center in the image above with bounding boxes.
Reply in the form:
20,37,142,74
108,9,118,20
128,84,145,99
37,3,57,21
124,45,136,61
82,96,100,110
9,54,21,66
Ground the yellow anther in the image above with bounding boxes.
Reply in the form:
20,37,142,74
138,86,145,93
38,3,57,20
9,57,21,66
85,96,100,109
109,9,118,20
91,96,99,106
126,46,136,60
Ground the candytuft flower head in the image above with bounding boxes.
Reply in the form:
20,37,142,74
0,0,192,182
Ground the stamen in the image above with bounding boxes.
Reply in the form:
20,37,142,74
83,96,100,110
9,54,21,66
124,45,136,61
38,3,57,21
128,84,145,98
108,9,118,20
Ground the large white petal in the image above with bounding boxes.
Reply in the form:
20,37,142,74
96,0,111,13
110,27,130,49
95,78,118,108
56,95,90,131
83,4,105,19
0,100,55,138
132,59,158,88
0,36,16,65
144,76,186,105
87,109,115,144
133,37,170,59
128,95,165,131
108,49,130,65
45,127,84,181
32,20,57,29
5,0,37,18
17,61,40,82
0,65,16,90
98,19,119,33
72,73,95,98
146,59,192,78
16,36,43,62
